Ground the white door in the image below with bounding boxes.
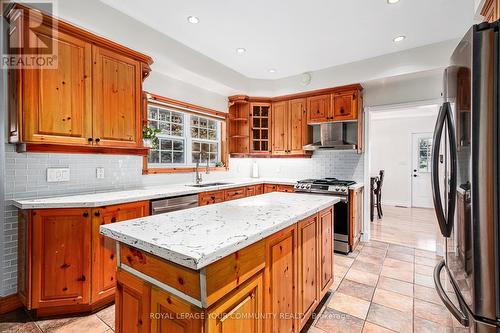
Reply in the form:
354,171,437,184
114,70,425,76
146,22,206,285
411,133,433,208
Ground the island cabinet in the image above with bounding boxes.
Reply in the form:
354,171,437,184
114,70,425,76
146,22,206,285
198,183,291,206
6,3,152,154
18,201,149,317
112,206,335,333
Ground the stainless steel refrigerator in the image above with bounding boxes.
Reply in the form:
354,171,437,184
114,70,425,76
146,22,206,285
432,21,499,333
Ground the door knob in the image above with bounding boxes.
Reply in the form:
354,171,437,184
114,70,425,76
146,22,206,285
413,174,417,177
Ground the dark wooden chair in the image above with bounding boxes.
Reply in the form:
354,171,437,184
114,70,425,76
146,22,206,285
370,170,385,221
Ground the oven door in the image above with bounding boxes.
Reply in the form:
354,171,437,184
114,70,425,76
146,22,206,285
334,197,350,253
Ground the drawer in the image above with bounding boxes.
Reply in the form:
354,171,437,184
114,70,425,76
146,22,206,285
263,184,278,193
277,185,294,193
246,186,256,197
199,190,224,206
224,187,246,201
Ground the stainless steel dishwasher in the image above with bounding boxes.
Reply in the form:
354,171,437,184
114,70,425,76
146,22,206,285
150,194,199,215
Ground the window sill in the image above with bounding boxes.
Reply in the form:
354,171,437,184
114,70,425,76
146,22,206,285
142,166,228,175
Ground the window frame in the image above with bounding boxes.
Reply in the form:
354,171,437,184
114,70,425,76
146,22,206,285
142,93,228,175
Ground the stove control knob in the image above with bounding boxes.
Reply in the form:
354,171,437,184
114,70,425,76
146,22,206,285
306,184,311,189
342,188,347,192
335,187,340,192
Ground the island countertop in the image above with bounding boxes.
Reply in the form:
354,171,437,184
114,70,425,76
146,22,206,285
100,192,340,270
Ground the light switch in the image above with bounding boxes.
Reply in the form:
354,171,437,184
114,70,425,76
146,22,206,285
47,168,70,182
96,167,105,179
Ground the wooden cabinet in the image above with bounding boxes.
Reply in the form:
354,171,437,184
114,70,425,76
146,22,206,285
332,91,358,121
92,46,142,148
272,99,309,155
19,201,149,316
6,4,152,154
245,184,263,197
277,185,295,193
481,0,499,22
250,103,271,153
349,188,363,250
263,184,278,193
318,207,334,298
307,94,331,123
150,287,203,333
30,208,91,309
115,269,151,333
21,25,93,146
198,190,225,206
91,201,149,302
228,98,250,155
297,216,319,330
206,273,264,333
265,225,298,333
272,100,288,154
224,187,246,201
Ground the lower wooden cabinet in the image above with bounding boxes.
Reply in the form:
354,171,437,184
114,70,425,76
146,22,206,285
224,187,246,201
198,183,290,207
265,225,299,333
91,201,149,302
206,273,264,333
264,184,294,193
298,215,319,330
318,207,334,299
19,201,149,316
198,190,225,206
349,187,363,250
115,269,151,333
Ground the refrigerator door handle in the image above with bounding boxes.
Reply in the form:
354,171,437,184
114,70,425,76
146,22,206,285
434,260,470,326
432,104,450,236
443,102,457,231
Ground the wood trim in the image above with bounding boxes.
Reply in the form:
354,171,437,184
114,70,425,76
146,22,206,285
18,143,149,155
229,153,311,158
0,294,23,315
5,3,153,65
228,83,363,104
33,294,114,318
146,92,228,120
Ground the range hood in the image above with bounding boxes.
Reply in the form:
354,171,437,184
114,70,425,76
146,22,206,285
303,122,357,151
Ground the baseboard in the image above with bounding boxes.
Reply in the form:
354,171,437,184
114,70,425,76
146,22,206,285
0,293,22,314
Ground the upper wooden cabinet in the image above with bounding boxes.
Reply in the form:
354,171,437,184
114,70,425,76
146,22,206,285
307,94,331,123
6,4,153,154
481,0,499,22
250,103,271,153
272,99,309,155
332,90,358,121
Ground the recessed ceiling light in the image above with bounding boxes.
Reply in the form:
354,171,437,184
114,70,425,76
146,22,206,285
387,0,400,4
187,16,200,24
393,35,406,42
236,48,246,53
268,68,276,73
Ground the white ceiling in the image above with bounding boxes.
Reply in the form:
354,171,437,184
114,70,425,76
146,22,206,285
100,0,474,80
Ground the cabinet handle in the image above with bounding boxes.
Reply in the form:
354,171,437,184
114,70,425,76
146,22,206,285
95,138,101,143
83,212,89,217
111,217,117,223
340,107,345,114
77,275,86,282
94,211,100,217
88,138,93,143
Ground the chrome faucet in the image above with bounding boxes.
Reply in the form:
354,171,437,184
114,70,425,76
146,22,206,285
195,162,203,184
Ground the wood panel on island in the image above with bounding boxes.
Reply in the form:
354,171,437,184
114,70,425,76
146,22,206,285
114,206,334,333
228,84,364,157
198,183,292,206
6,3,153,155
17,201,149,317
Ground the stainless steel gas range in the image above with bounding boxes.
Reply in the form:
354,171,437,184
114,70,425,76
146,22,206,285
294,178,356,254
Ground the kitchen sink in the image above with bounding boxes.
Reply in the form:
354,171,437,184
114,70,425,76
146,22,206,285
186,182,233,188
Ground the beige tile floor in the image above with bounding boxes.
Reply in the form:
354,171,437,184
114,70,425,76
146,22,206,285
0,206,460,333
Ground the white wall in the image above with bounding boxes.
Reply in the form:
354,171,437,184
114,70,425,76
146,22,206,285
369,110,438,207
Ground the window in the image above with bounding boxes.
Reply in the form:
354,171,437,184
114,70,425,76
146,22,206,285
418,137,432,172
147,105,221,168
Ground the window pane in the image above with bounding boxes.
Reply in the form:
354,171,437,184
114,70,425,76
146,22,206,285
201,143,210,154
160,139,172,151
148,107,158,120
209,153,216,163
192,153,200,163
208,120,216,130
173,152,183,163
261,107,269,117
148,150,159,163
200,128,208,139
173,140,183,151
200,118,208,128
192,141,200,152
148,120,158,129
158,109,170,122
208,130,216,140
159,122,170,135
161,151,172,164
253,106,260,117
171,112,183,124
209,143,217,152
191,127,199,139
171,124,183,137
261,118,268,128
191,116,199,126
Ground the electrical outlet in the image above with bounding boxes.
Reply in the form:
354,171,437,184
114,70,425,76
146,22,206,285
96,167,105,179
47,168,70,182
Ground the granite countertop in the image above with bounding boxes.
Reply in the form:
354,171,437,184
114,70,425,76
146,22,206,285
12,178,298,209
100,192,340,270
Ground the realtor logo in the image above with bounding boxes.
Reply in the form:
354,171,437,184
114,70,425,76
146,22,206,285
2,1,58,68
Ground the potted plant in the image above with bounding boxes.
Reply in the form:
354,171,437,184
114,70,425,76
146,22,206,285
142,126,161,149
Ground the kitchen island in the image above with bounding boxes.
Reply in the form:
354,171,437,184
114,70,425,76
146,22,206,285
100,192,340,333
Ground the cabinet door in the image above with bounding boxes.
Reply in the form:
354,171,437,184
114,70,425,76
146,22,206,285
91,201,149,302
92,46,142,147
332,91,357,121
318,207,334,298
150,287,203,333
298,216,319,330
289,98,307,154
349,188,363,249
265,225,298,333
31,208,91,308
307,94,331,123
206,273,263,333
272,101,289,154
255,184,264,195
115,269,151,333
246,185,257,197
250,103,271,153
198,190,225,206
23,25,92,145
277,185,295,193
263,184,277,193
